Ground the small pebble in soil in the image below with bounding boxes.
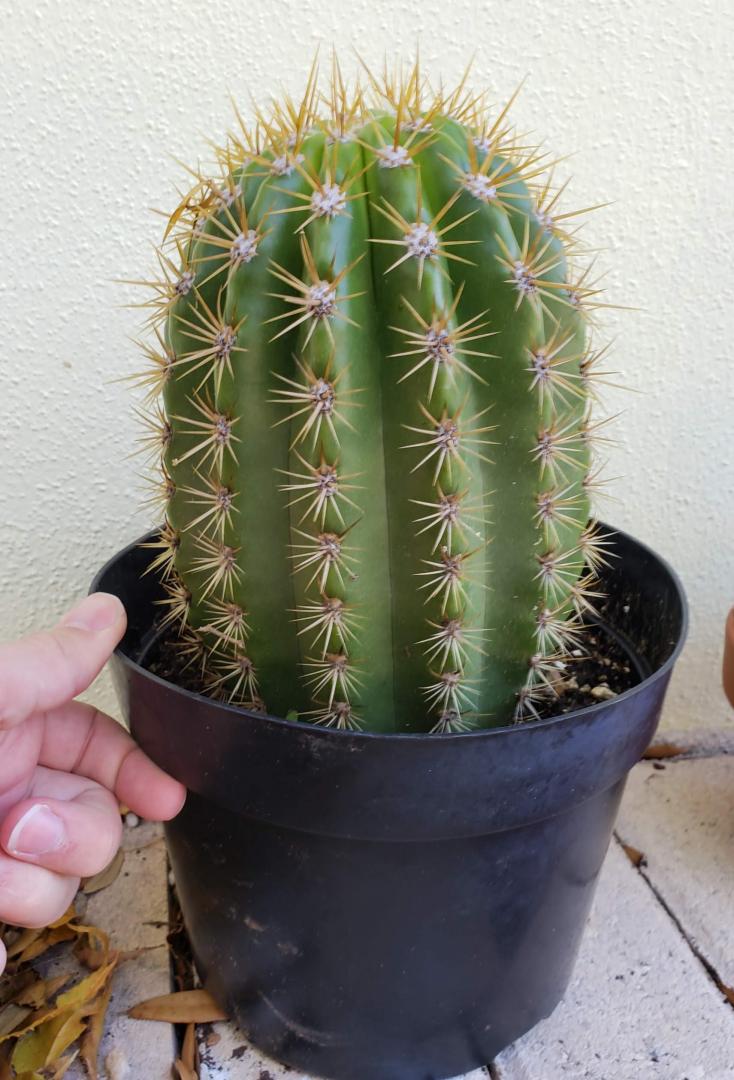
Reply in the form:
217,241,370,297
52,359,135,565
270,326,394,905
590,684,617,701
124,812,140,829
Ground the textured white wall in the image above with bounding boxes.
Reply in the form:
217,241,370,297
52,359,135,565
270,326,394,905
1,0,732,728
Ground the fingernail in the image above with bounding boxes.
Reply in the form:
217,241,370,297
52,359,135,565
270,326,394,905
61,593,121,633
8,805,67,857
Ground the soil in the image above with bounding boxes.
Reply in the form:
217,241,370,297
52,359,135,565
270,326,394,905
532,625,637,719
145,617,638,727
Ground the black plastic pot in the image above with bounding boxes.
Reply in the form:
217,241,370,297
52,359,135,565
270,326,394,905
93,524,686,1080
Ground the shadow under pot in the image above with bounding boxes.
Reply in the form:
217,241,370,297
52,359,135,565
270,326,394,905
93,522,686,1080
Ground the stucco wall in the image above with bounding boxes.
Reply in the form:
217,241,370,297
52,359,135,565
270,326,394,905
2,0,732,728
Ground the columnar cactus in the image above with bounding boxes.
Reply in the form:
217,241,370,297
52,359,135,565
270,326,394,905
133,59,612,733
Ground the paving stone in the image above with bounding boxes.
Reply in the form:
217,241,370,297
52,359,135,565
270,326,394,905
643,727,734,760
493,841,734,1080
66,821,174,1080
196,1020,488,1079
617,755,734,993
197,1021,303,1079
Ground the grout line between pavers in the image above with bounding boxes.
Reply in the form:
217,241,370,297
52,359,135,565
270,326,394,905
611,832,734,1010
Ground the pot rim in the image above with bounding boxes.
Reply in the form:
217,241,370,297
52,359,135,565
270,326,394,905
95,520,688,743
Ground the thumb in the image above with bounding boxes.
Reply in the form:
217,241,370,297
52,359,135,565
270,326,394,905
0,594,127,730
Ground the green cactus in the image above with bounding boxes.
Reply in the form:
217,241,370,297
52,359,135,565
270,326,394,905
132,58,611,733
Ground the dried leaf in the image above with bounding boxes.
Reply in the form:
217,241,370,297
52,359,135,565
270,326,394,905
173,1021,198,1078
7,904,76,959
642,742,685,759
182,1022,196,1066
55,959,117,1012
70,923,111,971
0,1004,32,1038
50,1051,79,1079
82,849,125,895
5,928,43,962
16,975,70,1010
129,989,228,1024
16,926,77,966
11,1008,87,1072
80,982,114,1080
0,1005,57,1046
0,959,116,1047
174,1058,198,1080
621,842,646,868
49,908,76,930
0,970,36,1008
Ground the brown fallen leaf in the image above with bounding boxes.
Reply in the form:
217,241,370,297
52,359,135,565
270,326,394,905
5,927,44,963
0,1004,32,1039
55,959,117,1014
129,989,228,1024
621,842,646,868
11,1008,87,1073
642,742,685,760
71,921,112,971
5,907,75,965
0,903,124,1080
0,1005,57,1047
173,1021,199,1079
13,926,77,967
16,975,71,1011
49,908,77,930
50,1050,79,1079
0,970,36,1009
82,848,125,895
80,981,114,1080
1,959,117,1048
174,1057,198,1080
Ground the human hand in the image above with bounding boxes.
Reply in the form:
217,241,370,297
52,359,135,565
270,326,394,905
0,592,186,974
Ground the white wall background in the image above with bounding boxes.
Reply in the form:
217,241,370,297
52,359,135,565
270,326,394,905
1,0,732,729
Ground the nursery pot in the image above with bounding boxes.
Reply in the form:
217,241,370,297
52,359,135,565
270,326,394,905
93,523,686,1080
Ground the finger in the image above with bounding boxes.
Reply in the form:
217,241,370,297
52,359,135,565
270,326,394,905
38,700,186,822
1,782,122,878
0,852,78,927
0,594,127,730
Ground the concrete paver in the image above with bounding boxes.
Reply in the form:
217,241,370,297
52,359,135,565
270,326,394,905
494,842,734,1080
66,820,174,1080
617,755,734,992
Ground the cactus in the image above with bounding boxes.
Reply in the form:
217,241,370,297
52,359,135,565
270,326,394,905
132,58,612,733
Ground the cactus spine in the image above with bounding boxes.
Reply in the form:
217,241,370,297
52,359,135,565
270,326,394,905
132,59,612,733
